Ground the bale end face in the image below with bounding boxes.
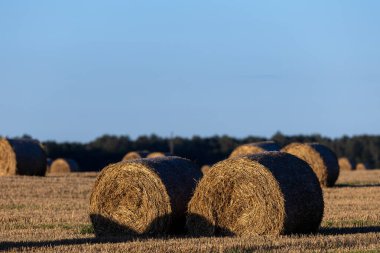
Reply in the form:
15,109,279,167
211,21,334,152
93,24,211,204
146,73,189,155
0,139,17,175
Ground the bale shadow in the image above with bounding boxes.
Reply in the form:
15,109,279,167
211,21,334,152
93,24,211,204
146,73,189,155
0,214,226,251
319,226,380,235
4,214,380,251
335,183,380,188
186,213,235,237
0,237,128,252
89,213,196,237
90,213,235,238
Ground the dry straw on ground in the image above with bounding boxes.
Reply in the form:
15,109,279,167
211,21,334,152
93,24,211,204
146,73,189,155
122,151,149,161
229,141,280,158
356,163,367,170
187,151,324,236
90,156,202,236
281,143,339,187
146,152,167,158
338,157,354,171
48,158,79,174
0,138,47,176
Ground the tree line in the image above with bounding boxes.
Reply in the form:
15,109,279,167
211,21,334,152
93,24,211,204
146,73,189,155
32,132,380,171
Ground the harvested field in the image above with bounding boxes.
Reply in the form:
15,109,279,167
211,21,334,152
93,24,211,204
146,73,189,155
1,170,380,252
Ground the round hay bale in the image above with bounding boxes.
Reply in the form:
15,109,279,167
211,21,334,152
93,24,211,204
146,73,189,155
186,152,324,236
281,143,339,187
229,141,280,158
147,152,166,158
122,151,149,161
356,163,367,170
338,157,354,171
90,156,202,236
0,138,47,176
49,158,79,174
201,165,210,175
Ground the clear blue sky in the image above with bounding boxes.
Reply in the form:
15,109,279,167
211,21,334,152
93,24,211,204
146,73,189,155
1,1,379,142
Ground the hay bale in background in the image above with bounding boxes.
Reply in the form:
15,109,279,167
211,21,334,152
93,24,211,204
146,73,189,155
201,165,210,175
90,156,202,236
147,152,167,158
0,138,47,176
229,141,280,158
281,143,339,187
356,163,367,170
49,158,79,174
187,152,324,236
338,157,354,171
122,151,149,161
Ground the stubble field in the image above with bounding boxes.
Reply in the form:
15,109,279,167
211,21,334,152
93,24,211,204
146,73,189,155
1,170,380,252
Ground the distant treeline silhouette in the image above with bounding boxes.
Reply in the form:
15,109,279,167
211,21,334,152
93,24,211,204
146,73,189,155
9,132,380,171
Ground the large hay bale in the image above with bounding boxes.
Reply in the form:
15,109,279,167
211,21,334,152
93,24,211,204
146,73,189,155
122,151,149,161
229,141,280,158
147,152,167,158
90,156,202,236
356,163,367,170
49,158,79,174
338,157,354,171
0,138,47,176
281,143,339,187
187,152,323,236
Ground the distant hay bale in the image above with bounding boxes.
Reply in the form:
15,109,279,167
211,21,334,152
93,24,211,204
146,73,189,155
356,163,367,170
338,157,354,171
147,152,167,158
201,165,210,175
229,141,280,158
122,151,149,161
0,138,47,176
90,156,202,236
49,158,79,174
186,152,324,236
281,143,339,187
